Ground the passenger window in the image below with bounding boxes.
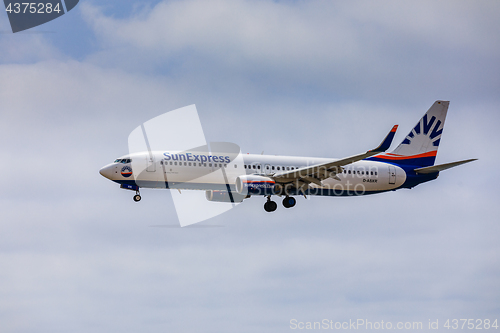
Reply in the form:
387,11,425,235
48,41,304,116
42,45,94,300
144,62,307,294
209,163,212,167
224,164,227,168
272,166,275,170
188,162,191,166
244,165,247,169
258,165,261,169
287,167,290,171
174,162,177,165
234,164,237,168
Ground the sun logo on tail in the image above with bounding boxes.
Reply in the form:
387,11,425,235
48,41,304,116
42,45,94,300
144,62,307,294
401,114,443,147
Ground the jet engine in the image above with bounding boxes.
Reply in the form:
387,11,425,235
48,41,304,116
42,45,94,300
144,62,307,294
205,190,248,203
235,175,276,195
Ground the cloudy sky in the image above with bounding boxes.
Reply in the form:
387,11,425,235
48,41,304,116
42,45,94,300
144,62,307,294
1,0,499,332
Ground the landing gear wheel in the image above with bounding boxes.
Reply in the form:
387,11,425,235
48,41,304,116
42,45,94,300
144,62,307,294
133,194,142,202
264,200,277,212
282,196,296,208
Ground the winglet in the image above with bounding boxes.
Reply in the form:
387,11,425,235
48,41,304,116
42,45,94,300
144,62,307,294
369,125,398,153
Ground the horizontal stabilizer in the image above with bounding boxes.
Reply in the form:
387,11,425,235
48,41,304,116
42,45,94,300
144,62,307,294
414,159,477,174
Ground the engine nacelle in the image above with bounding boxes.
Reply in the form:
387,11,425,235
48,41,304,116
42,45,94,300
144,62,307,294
235,175,276,195
205,190,248,203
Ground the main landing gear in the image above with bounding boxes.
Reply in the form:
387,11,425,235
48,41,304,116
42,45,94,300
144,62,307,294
282,196,296,208
264,197,277,212
263,196,297,212
133,191,141,202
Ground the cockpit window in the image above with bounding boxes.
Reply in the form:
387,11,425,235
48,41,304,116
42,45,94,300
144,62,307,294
114,158,132,164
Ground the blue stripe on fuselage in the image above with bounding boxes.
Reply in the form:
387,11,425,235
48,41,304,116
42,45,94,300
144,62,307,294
112,179,400,197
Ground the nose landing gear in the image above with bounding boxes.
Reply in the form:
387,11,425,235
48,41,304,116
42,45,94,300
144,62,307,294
264,196,277,212
120,184,141,202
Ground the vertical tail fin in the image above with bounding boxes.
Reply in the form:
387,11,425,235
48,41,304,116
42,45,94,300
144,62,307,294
370,101,449,167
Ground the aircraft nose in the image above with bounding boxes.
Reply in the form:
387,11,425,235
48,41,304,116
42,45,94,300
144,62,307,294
99,164,113,179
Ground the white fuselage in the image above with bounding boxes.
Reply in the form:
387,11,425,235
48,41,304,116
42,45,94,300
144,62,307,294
99,151,406,196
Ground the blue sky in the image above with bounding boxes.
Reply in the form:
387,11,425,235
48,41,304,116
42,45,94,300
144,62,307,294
0,1,499,332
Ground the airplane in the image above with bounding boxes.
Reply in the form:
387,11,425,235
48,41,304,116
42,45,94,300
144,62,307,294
99,101,476,212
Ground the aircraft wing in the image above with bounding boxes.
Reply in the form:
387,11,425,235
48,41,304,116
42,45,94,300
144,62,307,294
271,125,398,185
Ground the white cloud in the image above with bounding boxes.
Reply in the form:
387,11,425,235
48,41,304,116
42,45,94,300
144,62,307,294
78,0,500,104
0,33,64,63
82,0,500,62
